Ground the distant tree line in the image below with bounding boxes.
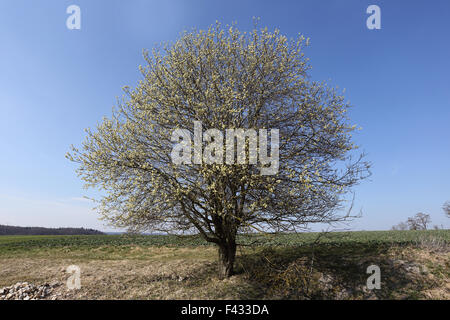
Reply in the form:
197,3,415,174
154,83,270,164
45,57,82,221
443,201,450,218
392,212,437,231
0,225,104,236
392,202,450,231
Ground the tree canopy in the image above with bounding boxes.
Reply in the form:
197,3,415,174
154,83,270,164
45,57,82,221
443,201,450,218
67,22,370,277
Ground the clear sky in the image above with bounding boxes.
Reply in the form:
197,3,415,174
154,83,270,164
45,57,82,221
0,0,449,232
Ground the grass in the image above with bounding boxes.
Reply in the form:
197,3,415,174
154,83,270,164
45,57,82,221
1,229,448,256
0,230,448,299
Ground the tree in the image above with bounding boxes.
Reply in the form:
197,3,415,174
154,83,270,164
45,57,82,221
443,201,450,218
407,212,431,230
392,221,408,231
67,22,370,277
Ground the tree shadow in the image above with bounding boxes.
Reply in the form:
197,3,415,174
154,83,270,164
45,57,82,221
232,243,434,299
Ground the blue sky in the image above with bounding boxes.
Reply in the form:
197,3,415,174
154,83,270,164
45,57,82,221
0,0,449,232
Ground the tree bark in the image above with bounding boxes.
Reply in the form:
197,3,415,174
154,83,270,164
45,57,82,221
217,241,236,278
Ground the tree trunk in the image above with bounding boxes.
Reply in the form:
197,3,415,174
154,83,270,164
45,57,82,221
217,241,236,278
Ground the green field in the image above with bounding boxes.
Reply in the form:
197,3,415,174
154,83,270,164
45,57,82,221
1,229,449,251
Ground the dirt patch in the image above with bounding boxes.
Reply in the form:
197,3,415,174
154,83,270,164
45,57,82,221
0,245,448,299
